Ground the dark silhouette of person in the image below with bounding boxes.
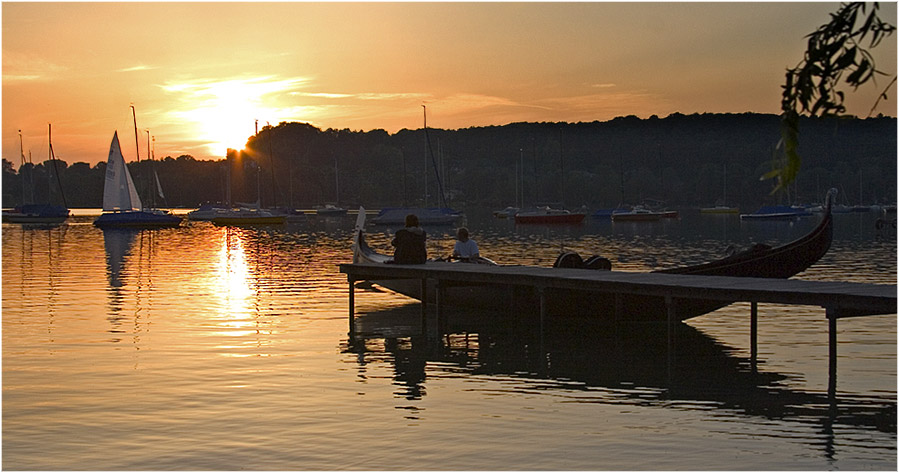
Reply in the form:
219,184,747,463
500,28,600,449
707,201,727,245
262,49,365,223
391,214,427,264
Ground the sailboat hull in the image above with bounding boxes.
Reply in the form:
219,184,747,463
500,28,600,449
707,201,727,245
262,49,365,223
93,211,182,228
3,204,70,224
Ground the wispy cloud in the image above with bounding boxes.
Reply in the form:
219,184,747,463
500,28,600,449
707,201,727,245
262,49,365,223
2,51,66,82
118,64,157,72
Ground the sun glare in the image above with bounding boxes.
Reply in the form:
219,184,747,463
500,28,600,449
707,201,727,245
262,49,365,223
163,77,309,156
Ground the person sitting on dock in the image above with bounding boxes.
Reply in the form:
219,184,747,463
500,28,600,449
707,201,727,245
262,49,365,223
390,214,427,264
452,227,480,262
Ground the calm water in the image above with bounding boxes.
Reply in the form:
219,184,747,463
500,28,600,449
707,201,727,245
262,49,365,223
3,208,896,470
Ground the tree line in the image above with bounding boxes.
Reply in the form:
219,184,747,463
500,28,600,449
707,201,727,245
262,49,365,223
3,112,895,210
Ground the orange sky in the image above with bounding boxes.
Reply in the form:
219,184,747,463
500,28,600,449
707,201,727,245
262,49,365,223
3,2,897,167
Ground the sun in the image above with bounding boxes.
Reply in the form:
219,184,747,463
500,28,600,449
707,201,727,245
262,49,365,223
164,76,309,156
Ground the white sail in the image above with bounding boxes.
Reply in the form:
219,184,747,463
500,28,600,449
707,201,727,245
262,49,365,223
154,170,165,200
102,131,143,212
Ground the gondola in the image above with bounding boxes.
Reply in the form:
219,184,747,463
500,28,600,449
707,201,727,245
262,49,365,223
351,189,835,322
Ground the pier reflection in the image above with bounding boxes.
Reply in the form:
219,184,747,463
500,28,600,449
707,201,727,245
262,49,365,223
345,305,896,439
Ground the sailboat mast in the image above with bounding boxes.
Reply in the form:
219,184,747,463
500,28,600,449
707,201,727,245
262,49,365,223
131,105,140,162
421,105,447,208
48,123,68,208
19,130,26,204
423,105,428,207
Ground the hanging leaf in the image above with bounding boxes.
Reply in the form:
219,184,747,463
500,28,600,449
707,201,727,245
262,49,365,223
767,2,895,194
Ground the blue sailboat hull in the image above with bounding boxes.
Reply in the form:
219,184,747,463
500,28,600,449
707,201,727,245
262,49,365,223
3,204,70,224
93,210,182,228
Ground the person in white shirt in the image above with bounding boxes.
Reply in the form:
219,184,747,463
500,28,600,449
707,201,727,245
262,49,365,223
452,227,479,261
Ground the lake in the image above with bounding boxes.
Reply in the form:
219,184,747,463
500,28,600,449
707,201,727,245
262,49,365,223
3,208,896,470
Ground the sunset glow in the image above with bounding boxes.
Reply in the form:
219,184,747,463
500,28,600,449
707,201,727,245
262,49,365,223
3,2,896,166
163,76,311,155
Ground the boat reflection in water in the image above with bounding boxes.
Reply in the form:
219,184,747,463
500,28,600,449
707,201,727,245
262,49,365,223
103,228,137,289
345,304,896,437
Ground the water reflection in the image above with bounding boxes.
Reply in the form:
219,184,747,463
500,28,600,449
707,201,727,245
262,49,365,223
103,229,136,288
102,228,161,348
346,305,896,439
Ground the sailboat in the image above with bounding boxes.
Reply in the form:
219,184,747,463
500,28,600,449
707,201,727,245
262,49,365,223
93,131,181,228
371,105,463,226
3,125,70,224
315,155,347,216
700,164,739,214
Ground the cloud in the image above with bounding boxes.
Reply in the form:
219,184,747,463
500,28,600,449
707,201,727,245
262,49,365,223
118,64,157,72
1,51,66,82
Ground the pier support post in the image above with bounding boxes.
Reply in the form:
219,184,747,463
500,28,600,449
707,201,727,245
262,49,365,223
666,295,676,388
750,301,758,372
538,287,546,360
827,306,838,399
436,280,445,335
348,277,356,336
420,279,428,335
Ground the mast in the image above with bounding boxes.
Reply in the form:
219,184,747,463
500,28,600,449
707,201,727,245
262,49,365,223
423,105,428,207
19,130,26,204
334,154,339,205
421,105,447,208
147,129,154,208
131,105,143,210
48,124,68,208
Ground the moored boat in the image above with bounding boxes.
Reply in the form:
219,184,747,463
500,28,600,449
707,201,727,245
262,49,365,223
493,206,520,218
211,207,287,225
740,205,812,220
514,207,585,224
316,204,348,217
6,125,70,225
371,207,463,226
611,207,666,222
93,131,182,229
187,203,230,221
700,205,739,214
3,203,69,224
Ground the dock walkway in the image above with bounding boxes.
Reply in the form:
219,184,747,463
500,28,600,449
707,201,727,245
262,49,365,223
340,262,896,318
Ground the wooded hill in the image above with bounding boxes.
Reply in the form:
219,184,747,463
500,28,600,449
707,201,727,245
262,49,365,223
3,112,895,210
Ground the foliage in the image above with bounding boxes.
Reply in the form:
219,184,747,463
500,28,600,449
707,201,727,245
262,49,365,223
770,2,896,193
2,113,895,210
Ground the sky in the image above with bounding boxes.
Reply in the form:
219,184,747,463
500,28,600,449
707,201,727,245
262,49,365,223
3,2,897,168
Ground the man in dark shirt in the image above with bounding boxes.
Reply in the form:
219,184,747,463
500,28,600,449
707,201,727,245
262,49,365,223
391,214,427,264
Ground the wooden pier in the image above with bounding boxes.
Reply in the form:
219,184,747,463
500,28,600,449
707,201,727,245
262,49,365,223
340,262,896,394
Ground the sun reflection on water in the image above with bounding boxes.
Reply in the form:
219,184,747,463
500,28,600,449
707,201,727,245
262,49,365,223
214,229,258,333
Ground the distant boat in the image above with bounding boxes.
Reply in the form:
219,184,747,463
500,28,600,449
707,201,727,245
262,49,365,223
370,207,462,226
3,203,70,224
739,205,812,221
701,164,738,214
493,206,520,218
211,207,287,225
4,125,70,224
93,131,182,228
268,207,307,222
514,207,585,224
316,204,348,217
611,207,669,222
187,202,230,221
700,205,739,214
